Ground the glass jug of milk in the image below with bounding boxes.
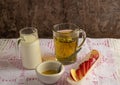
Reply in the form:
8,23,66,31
18,27,42,69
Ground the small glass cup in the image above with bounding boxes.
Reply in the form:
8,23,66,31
53,23,86,65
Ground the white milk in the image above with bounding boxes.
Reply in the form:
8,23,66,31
20,35,42,69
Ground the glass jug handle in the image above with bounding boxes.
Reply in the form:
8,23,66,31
16,38,22,59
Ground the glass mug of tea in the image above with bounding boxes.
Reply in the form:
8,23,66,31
53,23,86,65
18,27,42,69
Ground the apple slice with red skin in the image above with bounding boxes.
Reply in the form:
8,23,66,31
89,57,96,67
81,61,87,76
90,50,99,60
86,60,90,72
70,69,79,81
79,63,85,76
76,68,83,80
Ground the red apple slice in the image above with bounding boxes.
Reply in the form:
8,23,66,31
70,69,79,81
76,68,83,80
86,60,90,72
90,50,99,59
89,57,96,67
79,64,84,76
82,61,87,76
79,61,89,76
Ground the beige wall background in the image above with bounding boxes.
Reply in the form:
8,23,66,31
0,0,120,38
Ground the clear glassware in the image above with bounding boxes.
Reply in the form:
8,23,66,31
53,23,86,65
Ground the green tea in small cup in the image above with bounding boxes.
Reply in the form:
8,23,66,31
53,23,86,65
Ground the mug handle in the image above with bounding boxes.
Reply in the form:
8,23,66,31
66,29,86,60
77,29,86,49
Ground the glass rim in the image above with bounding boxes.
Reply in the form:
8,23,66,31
53,23,79,34
20,27,37,35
